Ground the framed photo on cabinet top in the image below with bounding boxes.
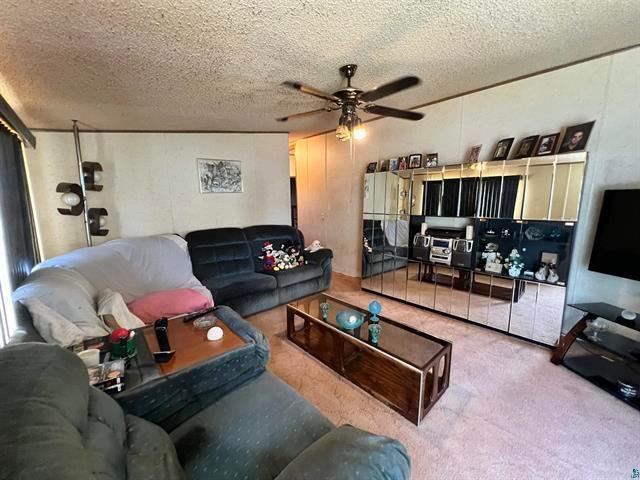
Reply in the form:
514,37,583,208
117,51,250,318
536,133,560,156
492,138,514,161
559,121,595,153
514,135,540,159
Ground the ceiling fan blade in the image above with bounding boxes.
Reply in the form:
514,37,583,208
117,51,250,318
359,76,421,102
364,104,424,121
276,107,331,122
282,81,341,103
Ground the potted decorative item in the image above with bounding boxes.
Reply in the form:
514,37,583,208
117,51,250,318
368,322,382,344
336,310,365,331
319,301,330,320
368,300,382,321
504,249,525,277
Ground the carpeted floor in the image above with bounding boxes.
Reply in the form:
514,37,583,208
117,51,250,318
247,273,640,480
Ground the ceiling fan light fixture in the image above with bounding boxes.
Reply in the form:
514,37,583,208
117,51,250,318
352,117,366,140
336,115,351,141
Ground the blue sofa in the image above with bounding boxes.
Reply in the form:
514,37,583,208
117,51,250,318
0,312,411,479
186,225,333,317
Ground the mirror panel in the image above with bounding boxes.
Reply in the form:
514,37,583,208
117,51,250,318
363,213,384,292
372,172,387,214
450,269,471,319
469,273,491,324
460,164,481,217
424,168,444,216
532,284,566,345
392,258,408,301
487,276,513,331
411,169,427,216
509,281,537,339
396,170,413,215
406,261,422,304
500,159,527,219
384,172,400,215
550,162,585,220
419,263,436,309
478,161,505,218
434,266,453,313
363,173,375,214
442,165,462,217
523,164,554,220
381,254,396,297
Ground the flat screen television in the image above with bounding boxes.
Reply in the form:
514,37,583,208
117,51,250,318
588,189,640,281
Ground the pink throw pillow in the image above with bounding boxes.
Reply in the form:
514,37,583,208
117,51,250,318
127,289,213,324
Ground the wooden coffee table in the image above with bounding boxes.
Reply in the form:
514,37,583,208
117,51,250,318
287,293,452,425
123,315,247,388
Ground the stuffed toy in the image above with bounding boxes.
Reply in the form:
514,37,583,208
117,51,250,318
258,241,276,270
305,240,323,253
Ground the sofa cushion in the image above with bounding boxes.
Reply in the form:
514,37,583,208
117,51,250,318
13,267,109,340
275,425,411,480
170,371,334,480
126,415,186,480
0,343,187,480
186,228,256,280
266,264,324,288
204,272,277,303
127,288,213,324
17,296,88,346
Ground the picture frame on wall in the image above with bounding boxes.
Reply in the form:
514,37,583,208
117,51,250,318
398,156,408,170
492,138,514,161
535,133,560,156
424,153,439,167
366,162,378,173
558,121,595,153
467,144,482,163
514,135,540,159
379,159,390,172
388,158,398,171
197,158,242,193
408,154,422,168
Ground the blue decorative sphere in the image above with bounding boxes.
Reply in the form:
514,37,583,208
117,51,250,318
368,300,382,317
336,310,365,330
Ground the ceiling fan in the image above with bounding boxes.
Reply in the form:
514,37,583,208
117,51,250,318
276,64,424,141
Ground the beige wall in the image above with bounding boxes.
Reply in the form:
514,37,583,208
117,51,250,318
294,47,640,320
27,132,290,258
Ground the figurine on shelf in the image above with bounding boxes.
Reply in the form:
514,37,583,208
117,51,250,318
368,322,382,344
535,264,548,281
368,300,382,322
482,243,503,274
547,264,559,284
504,249,525,277
319,301,330,321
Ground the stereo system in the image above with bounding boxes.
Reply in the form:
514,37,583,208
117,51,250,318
413,227,472,267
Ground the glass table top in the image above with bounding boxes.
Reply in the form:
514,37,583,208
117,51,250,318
290,293,449,369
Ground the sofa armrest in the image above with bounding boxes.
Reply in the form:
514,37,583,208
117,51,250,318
305,248,333,269
275,425,410,480
116,306,270,430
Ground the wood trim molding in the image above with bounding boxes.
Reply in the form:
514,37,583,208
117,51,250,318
31,128,288,135
0,95,36,148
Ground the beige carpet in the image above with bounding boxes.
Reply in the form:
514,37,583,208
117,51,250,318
247,274,640,480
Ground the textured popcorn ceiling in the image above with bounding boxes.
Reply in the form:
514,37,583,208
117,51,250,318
1,1,639,140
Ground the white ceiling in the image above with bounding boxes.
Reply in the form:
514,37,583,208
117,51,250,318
1,1,639,140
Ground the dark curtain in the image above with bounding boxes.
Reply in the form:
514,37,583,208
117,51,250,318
423,181,442,216
441,179,460,216
479,175,521,218
0,124,38,289
460,178,480,217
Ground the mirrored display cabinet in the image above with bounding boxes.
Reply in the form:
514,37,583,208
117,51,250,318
361,152,587,346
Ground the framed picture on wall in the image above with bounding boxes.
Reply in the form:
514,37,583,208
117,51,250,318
536,133,560,156
197,158,242,193
388,158,399,171
398,156,408,170
379,159,390,172
514,135,540,159
558,121,595,153
408,154,422,168
467,144,482,163
424,153,439,167
492,138,514,160
366,162,377,173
